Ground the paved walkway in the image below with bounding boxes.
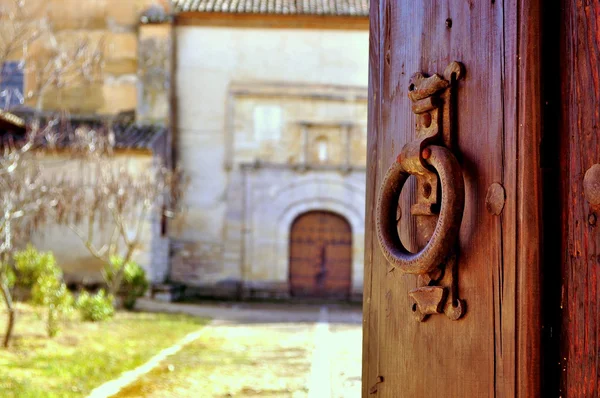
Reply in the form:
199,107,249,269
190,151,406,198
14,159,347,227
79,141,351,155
122,299,363,398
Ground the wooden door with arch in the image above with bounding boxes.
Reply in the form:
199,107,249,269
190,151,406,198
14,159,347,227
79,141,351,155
289,210,352,299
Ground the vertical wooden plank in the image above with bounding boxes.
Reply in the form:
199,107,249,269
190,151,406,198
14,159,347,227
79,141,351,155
361,0,382,395
363,0,543,396
559,1,600,396
364,0,506,395
289,212,352,298
498,0,519,395
515,0,543,395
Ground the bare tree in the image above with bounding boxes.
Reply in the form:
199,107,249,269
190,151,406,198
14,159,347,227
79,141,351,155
25,31,104,113
55,152,188,298
0,0,104,347
0,0,184,349
0,0,104,114
0,121,59,347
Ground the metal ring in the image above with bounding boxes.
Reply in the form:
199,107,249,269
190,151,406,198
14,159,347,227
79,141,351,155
376,145,464,274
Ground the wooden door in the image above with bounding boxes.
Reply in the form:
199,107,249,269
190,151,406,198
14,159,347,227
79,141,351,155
558,1,600,396
289,211,352,299
363,1,543,396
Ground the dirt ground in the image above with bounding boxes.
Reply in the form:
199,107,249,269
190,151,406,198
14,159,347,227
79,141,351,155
114,299,362,398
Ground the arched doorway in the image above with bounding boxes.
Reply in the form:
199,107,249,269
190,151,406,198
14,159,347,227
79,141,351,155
289,211,352,299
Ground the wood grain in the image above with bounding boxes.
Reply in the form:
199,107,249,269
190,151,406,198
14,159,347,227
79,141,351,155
363,1,542,396
361,0,382,395
515,1,543,395
289,211,352,298
559,1,600,396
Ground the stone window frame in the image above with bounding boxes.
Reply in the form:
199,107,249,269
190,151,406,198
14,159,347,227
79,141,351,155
223,81,368,170
297,120,354,168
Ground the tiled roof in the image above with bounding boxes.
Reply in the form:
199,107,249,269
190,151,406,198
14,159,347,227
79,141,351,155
112,123,166,150
172,0,369,16
0,109,25,129
5,110,166,152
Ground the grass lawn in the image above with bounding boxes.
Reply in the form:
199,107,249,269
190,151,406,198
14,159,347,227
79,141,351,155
0,303,209,398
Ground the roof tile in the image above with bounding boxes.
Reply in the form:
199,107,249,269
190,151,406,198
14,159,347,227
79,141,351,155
171,0,369,16
3,110,166,152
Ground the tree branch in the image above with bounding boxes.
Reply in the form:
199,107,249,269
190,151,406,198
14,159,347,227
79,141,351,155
66,223,107,262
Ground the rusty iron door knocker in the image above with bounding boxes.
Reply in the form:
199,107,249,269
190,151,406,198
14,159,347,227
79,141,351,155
376,61,467,321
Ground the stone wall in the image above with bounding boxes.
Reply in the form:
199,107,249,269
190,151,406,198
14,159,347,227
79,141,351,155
175,26,369,249
173,25,368,298
226,83,368,168
0,1,171,284
0,0,169,115
171,165,366,299
240,166,366,298
31,152,163,284
150,213,170,282
137,23,173,124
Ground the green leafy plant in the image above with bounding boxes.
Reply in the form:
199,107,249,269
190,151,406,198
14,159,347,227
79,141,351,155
104,257,149,310
13,245,59,290
32,279,74,337
76,289,114,322
13,246,74,337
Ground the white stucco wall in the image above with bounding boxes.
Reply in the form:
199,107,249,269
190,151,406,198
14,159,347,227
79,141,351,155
31,153,166,284
176,26,369,244
174,25,369,296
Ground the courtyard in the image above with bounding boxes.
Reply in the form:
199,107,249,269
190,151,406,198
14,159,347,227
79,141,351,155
0,1,369,396
114,300,363,398
0,299,362,397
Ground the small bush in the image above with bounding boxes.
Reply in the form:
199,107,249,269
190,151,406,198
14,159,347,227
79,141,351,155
13,245,59,290
32,277,74,337
104,257,149,310
13,246,74,337
76,290,114,322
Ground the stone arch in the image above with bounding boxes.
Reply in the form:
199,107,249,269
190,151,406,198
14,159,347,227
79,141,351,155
288,210,353,298
242,171,366,298
277,199,364,295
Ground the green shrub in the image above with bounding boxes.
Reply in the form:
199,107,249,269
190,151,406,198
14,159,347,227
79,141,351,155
33,279,74,337
104,257,149,310
76,290,114,322
13,246,74,337
13,245,59,290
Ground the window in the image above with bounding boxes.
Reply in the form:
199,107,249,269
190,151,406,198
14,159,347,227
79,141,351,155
253,105,282,142
315,135,329,163
0,61,24,110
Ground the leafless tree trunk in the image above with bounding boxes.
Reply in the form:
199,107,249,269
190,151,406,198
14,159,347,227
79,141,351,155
0,0,104,347
1,276,15,348
60,159,187,299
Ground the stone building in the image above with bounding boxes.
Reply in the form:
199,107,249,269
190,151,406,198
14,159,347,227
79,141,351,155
169,1,369,300
29,117,171,285
0,0,370,300
0,0,174,283
0,0,171,115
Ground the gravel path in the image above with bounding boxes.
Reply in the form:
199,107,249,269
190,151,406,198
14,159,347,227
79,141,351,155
115,299,362,398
